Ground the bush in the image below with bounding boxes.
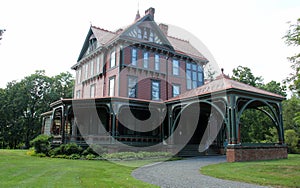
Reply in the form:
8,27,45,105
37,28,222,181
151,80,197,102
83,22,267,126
82,144,107,156
30,135,52,155
64,143,82,155
85,154,96,160
49,143,82,157
67,154,81,160
102,151,173,160
285,129,300,153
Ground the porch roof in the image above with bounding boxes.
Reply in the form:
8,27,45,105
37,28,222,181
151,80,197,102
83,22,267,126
167,73,285,103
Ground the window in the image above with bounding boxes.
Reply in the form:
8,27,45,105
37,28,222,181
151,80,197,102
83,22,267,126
76,90,81,99
109,77,115,96
96,55,101,74
128,76,137,98
149,31,154,42
85,64,88,80
151,80,160,100
155,54,160,71
173,59,179,76
77,69,81,84
143,51,149,68
198,65,204,84
143,29,148,40
137,28,142,39
110,51,116,68
90,84,95,98
186,62,204,90
172,84,180,97
90,60,94,77
131,48,137,66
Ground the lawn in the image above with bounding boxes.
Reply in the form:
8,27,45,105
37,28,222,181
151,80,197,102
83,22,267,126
201,154,300,188
0,149,161,188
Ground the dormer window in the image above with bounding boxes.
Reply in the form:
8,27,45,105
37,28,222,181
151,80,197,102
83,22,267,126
89,35,97,53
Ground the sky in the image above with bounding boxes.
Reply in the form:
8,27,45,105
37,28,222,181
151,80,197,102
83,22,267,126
0,0,299,88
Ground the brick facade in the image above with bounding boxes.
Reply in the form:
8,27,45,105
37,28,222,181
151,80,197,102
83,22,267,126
226,145,288,162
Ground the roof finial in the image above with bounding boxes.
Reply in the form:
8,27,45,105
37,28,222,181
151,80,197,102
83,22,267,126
221,68,224,74
134,1,141,22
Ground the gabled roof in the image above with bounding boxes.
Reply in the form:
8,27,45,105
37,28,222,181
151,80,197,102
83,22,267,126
119,14,174,51
168,74,285,102
76,26,116,62
90,26,116,45
75,8,208,65
167,36,207,62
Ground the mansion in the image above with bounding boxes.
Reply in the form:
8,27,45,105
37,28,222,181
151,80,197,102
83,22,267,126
41,7,287,162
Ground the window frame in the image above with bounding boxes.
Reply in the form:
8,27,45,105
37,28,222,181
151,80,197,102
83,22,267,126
90,60,94,77
172,84,181,97
127,76,138,98
90,84,95,98
84,64,88,80
154,54,160,71
131,48,137,66
77,69,81,84
186,62,204,90
108,76,115,97
143,51,149,69
172,59,180,76
110,50,116,68
151,80,160,101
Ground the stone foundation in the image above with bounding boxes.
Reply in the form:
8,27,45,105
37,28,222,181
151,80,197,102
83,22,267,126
226,144,288,162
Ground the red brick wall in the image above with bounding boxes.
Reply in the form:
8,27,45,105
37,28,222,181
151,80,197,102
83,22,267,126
226,145,288,162
75,44,203,100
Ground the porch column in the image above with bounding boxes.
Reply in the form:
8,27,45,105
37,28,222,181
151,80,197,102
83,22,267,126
228,95,238,144
278,103,284,144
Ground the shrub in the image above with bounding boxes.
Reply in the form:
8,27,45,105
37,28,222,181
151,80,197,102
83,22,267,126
82,144,107,156
49,143,82,156
85,154,96,160
30,135,52,155
101,151,173,160
64,143,82,155
285,129,300,153
68,154,81,160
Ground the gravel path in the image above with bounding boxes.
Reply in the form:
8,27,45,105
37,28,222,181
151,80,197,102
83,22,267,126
132,156,270,188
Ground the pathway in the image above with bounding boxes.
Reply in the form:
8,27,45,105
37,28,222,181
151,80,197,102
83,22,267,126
132,156,270,188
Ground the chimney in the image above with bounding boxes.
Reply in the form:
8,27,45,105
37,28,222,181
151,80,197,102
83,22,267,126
159,23,168,36
145,7,155,19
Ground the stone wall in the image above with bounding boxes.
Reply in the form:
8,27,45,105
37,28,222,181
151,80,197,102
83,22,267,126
226,145,288,162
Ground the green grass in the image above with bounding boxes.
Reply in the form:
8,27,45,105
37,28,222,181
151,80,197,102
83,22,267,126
0,149,162,188
201,154,300,188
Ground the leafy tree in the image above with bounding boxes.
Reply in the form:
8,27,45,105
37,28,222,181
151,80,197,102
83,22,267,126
259,80,286,97
283,18,300,96
231,66,286,143
204,64,217,81
282,96,300,132
232,66,263,87
0,70,74,149
47,72,74,102
285,129,299,153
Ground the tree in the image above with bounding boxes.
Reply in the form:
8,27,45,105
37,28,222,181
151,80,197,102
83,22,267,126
282,96,300,143
204,64,217,81
47,72,74,102
283,18,300,96
231,66,286,143
0,70,74,149
232,66,263,87
259,80,287,97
